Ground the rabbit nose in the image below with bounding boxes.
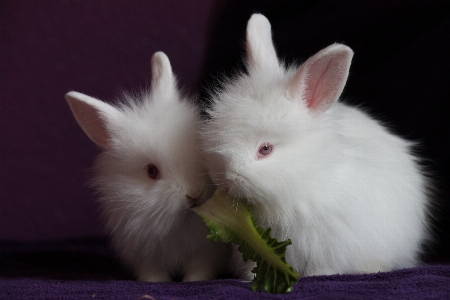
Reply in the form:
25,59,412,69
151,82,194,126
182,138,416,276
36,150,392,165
187,184,217,208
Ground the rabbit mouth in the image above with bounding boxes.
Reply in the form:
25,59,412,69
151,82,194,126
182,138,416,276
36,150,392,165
186,184,217,208
187,196,204,209
223,171,257,200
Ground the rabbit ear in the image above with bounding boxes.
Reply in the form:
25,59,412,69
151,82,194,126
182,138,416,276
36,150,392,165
150,51,177,100
65,91,121,149
288,44,353,112
246,14,279,71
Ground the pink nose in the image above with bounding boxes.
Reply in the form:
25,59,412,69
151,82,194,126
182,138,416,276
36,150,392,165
187,184,217,208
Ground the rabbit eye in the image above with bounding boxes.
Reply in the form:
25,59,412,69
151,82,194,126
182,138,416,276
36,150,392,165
258,143,273,158
147,164,160,179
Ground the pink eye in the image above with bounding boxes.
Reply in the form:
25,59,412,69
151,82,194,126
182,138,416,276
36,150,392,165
258,143,273,158
147,164,160,179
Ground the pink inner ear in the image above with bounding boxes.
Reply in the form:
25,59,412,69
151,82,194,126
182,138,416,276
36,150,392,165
67,97,113,150
78,104,112,149
304,56,343,110
289,45,353,112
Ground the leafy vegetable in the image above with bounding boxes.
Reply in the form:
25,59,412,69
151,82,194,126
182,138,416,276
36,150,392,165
193,190,300,294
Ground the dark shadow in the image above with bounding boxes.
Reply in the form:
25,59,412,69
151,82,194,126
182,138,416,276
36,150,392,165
0,237,133,280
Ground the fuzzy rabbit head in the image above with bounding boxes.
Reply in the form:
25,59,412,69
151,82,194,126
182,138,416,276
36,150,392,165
201,14,354,216
67,52,211,238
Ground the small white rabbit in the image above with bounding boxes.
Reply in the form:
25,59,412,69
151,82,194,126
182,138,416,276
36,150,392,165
200,14,431,276
66,52,231,282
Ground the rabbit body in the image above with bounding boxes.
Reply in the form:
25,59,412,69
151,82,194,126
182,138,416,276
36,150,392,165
66,52,231,282
201,14,430,276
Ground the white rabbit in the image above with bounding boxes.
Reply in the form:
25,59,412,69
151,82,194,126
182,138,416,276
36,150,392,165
66,52,232,282
200,14,431,276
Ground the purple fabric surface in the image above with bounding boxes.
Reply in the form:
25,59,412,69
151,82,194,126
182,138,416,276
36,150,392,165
1,240,449,299
0,239,450,300
1,266,450,300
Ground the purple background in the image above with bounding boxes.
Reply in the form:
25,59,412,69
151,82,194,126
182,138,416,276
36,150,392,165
1,0,450,263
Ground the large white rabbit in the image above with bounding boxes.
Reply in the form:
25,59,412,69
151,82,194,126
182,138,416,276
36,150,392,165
66,52,232,282
200,14,431,276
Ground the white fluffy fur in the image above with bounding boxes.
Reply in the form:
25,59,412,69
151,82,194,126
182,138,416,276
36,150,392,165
66,52,233,282
201,14,431,276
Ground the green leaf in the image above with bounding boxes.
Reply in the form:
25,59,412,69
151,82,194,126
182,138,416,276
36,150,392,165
193,190,300,293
